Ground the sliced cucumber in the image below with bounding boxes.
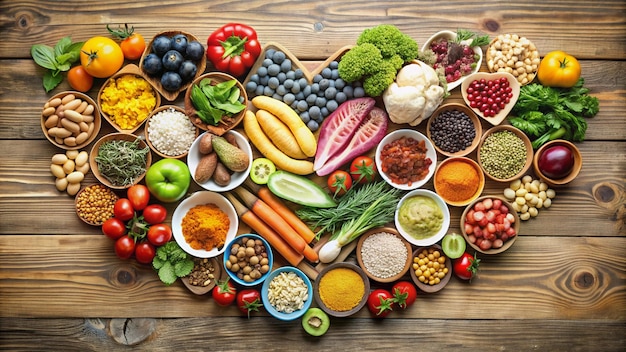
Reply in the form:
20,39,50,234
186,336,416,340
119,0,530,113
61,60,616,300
267,170,337,208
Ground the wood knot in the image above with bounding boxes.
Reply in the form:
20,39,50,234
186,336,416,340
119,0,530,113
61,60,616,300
314,22,324,32
109,318,157,346
109,266,137,287
15,12,34,29
593,183,617,204
483,19,500,32
574,271,595,288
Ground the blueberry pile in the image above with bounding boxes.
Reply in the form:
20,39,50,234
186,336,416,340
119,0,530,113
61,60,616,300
245,49,365,131
142,33,205,92
429,109,476,153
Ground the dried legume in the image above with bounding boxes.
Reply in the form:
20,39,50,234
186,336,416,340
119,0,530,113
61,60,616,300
487,34,540,85
479,130,526,179
225,236,270,283
413,247,448,285
429,109,476,153
360,232,407,279
75,184,118,225
503,175,556,220
51,150,90,196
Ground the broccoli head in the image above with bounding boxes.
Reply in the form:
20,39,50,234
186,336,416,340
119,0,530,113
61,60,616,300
337,43,383,82
357,24,419,63
362,61,397,97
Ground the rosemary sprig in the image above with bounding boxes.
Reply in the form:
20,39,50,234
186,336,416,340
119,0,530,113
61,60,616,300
455,29,490,47
94,138,150,187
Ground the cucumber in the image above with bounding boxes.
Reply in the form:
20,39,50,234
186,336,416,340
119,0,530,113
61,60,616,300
267,170,337,208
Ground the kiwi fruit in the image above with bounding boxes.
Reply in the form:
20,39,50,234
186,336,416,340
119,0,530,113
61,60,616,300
250,158,276,184
301,307,330,336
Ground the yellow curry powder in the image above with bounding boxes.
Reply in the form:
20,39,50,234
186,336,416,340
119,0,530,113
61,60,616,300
100,74,156,130
435,160,480,202
318,267,364,311
181,203,230,251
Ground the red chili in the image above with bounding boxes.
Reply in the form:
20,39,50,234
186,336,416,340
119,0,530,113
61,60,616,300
380,136,432,186
206,23,262,77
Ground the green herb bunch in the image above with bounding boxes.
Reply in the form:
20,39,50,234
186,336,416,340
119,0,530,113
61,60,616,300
152,242,194,286
31,36,84,92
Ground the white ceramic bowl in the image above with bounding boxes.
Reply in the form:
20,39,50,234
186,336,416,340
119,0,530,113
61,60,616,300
172,191,238,258
395,189,450,246
261,266,313,321
421,30,483,92
187,130,253,192
375,129,437,190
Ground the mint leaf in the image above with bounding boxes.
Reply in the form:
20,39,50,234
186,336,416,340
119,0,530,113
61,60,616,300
157,261,177,286
173,259,194,278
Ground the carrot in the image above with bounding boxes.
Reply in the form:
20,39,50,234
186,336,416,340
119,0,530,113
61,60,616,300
256,109,307,159
258,186,316,243
225,192,303,266
234,187,319,263
243,110,314,175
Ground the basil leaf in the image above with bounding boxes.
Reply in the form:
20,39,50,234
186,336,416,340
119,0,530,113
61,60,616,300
31,44,57,70
43,70,63,92
54,36,73,57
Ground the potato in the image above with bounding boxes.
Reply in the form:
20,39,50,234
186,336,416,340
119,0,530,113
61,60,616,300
198,133,213,154
195,153,218,183
212,162,231,186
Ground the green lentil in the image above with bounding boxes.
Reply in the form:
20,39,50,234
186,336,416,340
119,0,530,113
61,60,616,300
479,130,526,179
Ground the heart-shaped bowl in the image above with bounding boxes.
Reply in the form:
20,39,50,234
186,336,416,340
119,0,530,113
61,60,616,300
461,71,520,126
427,102,482,157
139,30,207,101
421,30,483,92
97,64,161,134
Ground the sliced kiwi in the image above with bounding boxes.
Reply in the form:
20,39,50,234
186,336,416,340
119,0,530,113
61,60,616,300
301,307,330,336
441,233,467,259
250,158,276,184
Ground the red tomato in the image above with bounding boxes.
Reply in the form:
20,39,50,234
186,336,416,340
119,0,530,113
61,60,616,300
349,156,377,184
101,217,127,240
327,170,352,197
147,223,172,246
236,289,262,318
114,235,136,259
120,33,146,60
134,241,156,264
212,279,237,306
114,198,135,221
366,289,394,318
453,252,480,281
391,281,417,309
127,184,150,211
67,65,94,92
142,204,167,225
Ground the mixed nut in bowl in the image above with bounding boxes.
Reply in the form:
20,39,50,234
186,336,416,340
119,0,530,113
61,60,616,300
356,227,412,283
261,266,312,321
144,105,199,159
395,189,450,247
433,156,485,207
477,125,533,183
97,64,161,134
313,262,370,318
427,102,482,157
171,191,238,258
89,133,152,189
223,233,273,287
182,257,221,295
409,244,452,293
461,195,520,254
375,129,437,191
533,139,582,187
460,71,520,126
41,91,101,150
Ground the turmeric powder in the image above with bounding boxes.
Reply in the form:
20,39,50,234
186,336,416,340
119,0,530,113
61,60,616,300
318,267,365,311
435,160,480,202
181,203,230,251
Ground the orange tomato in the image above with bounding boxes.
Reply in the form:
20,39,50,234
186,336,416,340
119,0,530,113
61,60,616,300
120,33,146,60
67,65,94,92
537,50,581,88
80,36,124,78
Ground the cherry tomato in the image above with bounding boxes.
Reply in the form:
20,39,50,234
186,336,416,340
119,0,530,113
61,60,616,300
101,217,127,240
134,241,156,264
80,36,124,78
142,204,167,225
327,170,352,197
236,289,262,318
147,223,172,246
391,281,417,309
453,252,480,281
113,198,135,222
127,184,150,211
366,289,394,318
121,34,146,60
212,279,237,306
67,65,94,92
349,156,377,184
114,235,136,259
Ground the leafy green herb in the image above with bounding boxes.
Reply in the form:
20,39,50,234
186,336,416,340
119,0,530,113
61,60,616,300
152,242,194,286
190,78,246,125
510,78,600,149
94,138,150,187
296,181,402,239
455,29,490,47
31,36,84,92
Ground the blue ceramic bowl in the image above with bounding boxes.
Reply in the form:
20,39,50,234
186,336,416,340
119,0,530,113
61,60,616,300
261,266,313,321
223,234,273,287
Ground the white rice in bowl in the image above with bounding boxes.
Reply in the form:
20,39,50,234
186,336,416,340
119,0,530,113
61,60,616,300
147,107,196,156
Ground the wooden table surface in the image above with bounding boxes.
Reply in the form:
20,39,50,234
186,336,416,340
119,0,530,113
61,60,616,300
1,1,625,351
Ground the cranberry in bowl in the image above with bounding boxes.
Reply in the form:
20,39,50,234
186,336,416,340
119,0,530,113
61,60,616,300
461,72,521,126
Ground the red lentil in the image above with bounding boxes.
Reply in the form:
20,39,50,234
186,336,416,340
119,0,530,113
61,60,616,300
380,136,432,186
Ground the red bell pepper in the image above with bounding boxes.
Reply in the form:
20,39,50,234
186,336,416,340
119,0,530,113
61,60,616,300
206,23,262,77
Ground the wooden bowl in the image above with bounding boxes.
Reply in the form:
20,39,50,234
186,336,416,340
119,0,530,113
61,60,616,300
97,64,161,134
89,133,152,189
461,195,520,255
461,71,520,126
533,139,583,187
486,34,539,86
41,91,101,150
184,72,248,136
181,257,221,295
434,156,485,207
74,184,118,226
427,103,482,157
139,30,207,101
409,244,452,293
477,125,533,183
144,105,199,159
313,262,370,318
356,227,412,283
